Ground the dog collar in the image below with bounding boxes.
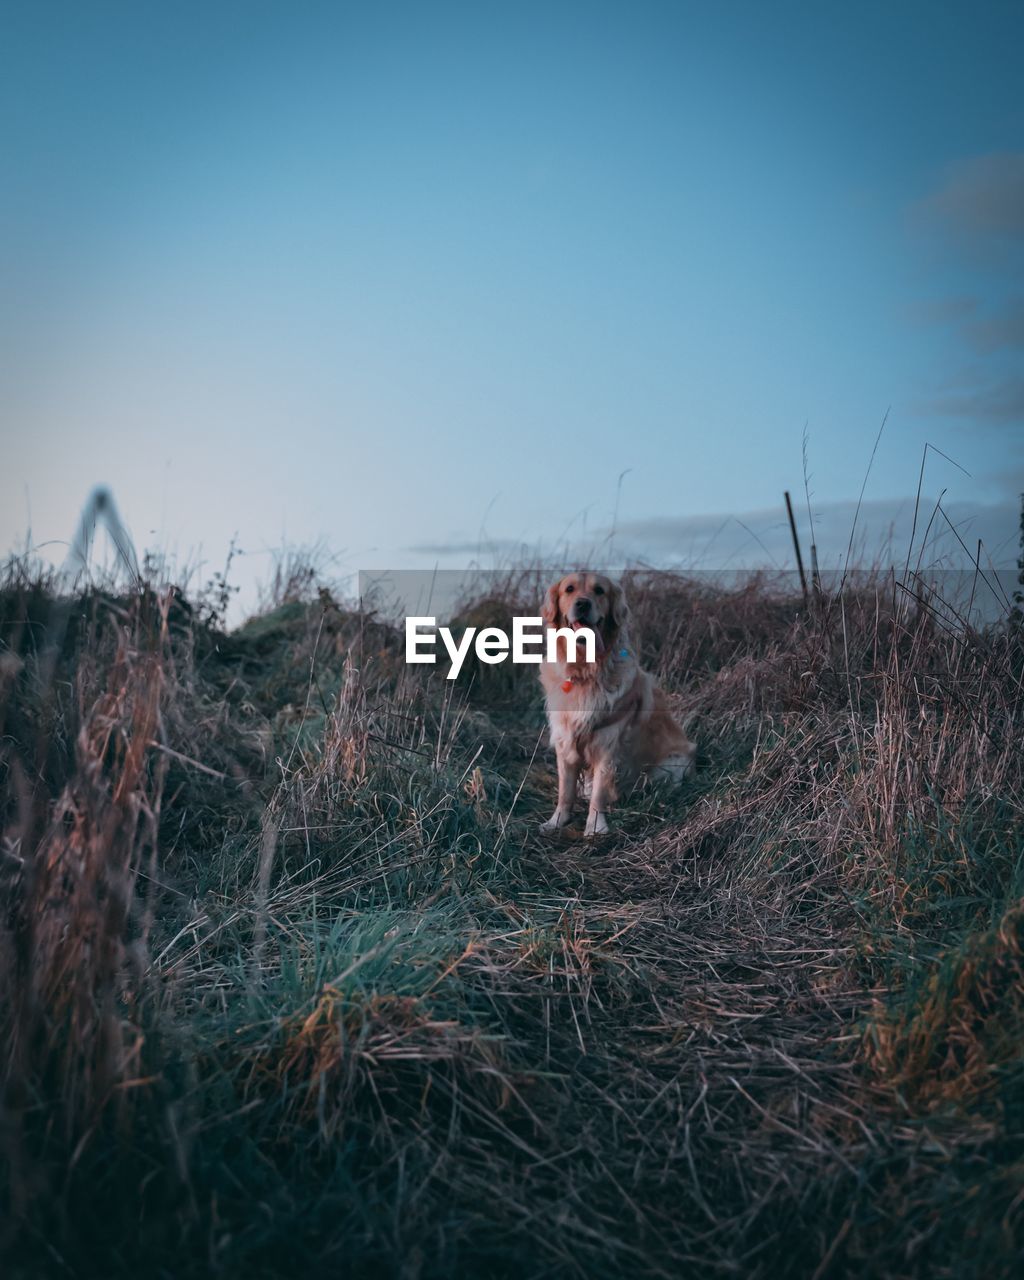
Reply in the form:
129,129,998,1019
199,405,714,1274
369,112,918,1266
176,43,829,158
561,648,629,692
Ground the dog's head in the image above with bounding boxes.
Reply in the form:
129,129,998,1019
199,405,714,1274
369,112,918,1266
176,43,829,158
541,571,629,657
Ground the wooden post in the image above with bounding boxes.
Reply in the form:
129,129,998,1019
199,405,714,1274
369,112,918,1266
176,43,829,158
784,491,808,606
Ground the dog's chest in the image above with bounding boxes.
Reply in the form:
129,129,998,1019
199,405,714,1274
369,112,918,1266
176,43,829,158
542,658,640,740
546,678,627,746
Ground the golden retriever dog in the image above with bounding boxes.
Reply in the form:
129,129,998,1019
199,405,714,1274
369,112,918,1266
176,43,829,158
539,571,696,836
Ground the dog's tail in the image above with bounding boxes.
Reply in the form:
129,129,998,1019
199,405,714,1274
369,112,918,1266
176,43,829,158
650,746,696,785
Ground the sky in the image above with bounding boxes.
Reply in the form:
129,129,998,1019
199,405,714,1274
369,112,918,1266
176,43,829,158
2,0,1022,612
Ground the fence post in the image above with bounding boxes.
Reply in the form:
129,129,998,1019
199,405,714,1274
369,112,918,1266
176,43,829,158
784,491,809,607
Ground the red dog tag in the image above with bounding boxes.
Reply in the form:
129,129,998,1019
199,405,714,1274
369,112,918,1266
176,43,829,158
561,680,573,693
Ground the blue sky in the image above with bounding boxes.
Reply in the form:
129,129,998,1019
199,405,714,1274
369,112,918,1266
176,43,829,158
2,1,1022,606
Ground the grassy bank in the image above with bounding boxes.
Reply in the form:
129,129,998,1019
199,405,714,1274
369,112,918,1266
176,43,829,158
1,563,1022,1278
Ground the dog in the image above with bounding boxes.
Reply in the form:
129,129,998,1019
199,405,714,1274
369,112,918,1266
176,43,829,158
539,572,696,836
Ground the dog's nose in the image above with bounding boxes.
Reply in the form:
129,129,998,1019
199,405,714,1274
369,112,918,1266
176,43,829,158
574,597,592,616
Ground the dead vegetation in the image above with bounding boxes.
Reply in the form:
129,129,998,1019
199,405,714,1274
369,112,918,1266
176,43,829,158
1,557,1022,1277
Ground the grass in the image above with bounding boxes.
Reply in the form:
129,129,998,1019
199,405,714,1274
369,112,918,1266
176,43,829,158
1,557,1023,1277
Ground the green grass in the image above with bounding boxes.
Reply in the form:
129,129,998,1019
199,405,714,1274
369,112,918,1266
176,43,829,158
1,564,1023,1277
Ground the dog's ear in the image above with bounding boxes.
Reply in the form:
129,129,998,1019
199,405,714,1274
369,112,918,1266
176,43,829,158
607,579,630,633
541,580,562,626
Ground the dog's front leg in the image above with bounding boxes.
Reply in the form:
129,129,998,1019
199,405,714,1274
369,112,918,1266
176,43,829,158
540,745,579,832
584,756,615,837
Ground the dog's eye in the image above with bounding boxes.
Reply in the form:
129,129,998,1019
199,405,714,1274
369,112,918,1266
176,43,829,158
564,584,575,594
594,585,604,596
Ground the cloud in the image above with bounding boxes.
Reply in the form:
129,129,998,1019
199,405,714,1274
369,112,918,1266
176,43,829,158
406,536,530,557
964,298,1024,352
409,498,1020,573
919,375,1024,426
924,152,1024,242
916,294,1024,355
609,497,1019,569
909,295,980,326
914,155,1024,428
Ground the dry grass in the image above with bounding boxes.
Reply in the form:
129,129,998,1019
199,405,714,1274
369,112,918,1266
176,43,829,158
1,557,1022,1278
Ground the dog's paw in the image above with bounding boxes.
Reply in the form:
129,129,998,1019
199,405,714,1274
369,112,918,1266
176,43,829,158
540,810,572,833
584,811,610,837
